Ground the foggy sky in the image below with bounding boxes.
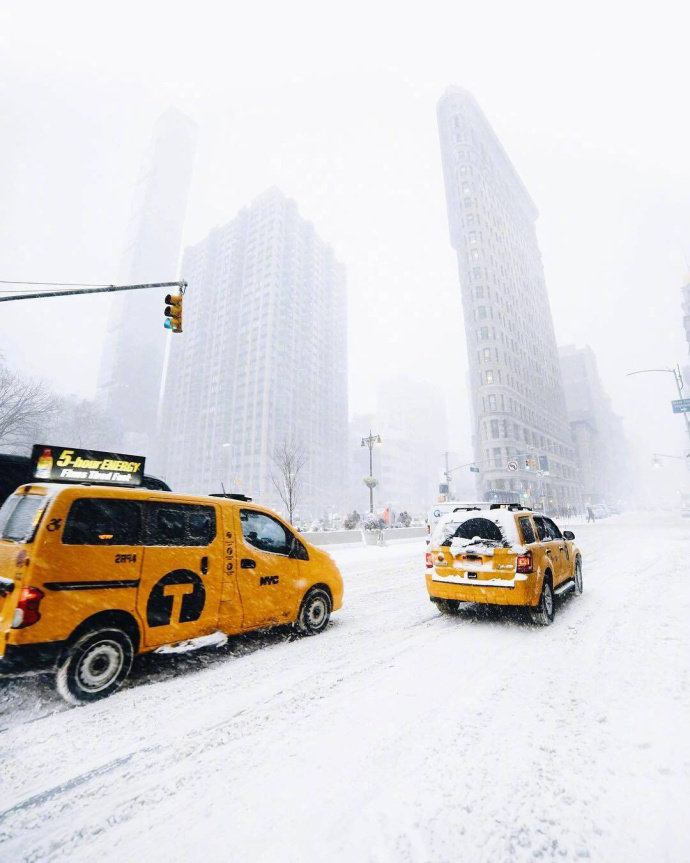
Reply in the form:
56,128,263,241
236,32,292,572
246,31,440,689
1,0,689,498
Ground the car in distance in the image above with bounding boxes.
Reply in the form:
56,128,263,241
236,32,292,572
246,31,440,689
425,504,582,625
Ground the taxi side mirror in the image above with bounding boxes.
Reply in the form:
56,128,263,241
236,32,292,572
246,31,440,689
563,530,575,540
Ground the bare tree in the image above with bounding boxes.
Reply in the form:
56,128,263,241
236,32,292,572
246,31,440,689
271,441,307,524
39,395,117,451
0,364,57,451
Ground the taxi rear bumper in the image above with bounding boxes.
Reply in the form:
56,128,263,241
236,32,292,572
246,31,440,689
0,640,64,675
426,570,540,607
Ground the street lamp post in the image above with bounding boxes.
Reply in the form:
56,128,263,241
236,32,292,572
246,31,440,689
361,430,382,514
627,365,690,442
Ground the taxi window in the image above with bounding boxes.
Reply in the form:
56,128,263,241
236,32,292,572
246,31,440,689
0,495,18,536
240,510,290,555
290,534,309,561
533,516,557,541
63,499,142,545
534,515,551,542
543,517,562,539
518,516,536,544
144,503,216,546
0,495,45,543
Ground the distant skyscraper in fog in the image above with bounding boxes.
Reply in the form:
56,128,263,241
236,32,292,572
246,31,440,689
98,107,198,457
161,188,347,517
559,345,630,504
437,88,582,509
375,377,447,511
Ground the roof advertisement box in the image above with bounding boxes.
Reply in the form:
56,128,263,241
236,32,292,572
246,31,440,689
30,445,146,487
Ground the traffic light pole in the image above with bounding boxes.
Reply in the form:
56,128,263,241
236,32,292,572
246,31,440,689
0,281,186,303
627,366,690,443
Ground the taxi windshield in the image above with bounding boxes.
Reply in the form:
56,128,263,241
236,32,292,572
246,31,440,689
0,494,46,542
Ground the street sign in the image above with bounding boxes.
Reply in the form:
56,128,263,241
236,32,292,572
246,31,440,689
469,466,480,473
506,460,519,471
671,399,690,414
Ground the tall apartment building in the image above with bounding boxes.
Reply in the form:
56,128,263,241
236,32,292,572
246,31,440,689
437,88,582,510
160,188,348,519
559,345,630,503
98,107,198,460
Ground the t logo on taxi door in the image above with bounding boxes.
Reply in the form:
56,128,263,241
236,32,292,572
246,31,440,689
147,569,206,627
260,575,279,586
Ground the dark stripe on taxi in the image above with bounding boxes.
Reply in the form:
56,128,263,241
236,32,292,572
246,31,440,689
44,580,141,591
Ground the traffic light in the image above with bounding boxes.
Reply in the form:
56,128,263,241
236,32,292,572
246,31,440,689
164,293,183,333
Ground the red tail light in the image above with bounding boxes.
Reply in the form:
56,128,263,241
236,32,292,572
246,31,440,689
425,551,433,569
516,552,534,574
12,586,45,628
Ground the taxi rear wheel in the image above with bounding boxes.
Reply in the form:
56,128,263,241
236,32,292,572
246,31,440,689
435,599,461,615
56,628,134,705
530,578,555,626
295,588,332,635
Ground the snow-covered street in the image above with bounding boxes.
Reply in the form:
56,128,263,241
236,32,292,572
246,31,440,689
1,513,689,862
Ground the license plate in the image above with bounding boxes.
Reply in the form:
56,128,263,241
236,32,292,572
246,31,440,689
467,572,478,579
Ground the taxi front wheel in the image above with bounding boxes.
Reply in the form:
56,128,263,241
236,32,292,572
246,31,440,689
295,588,332,635
56,628,134,705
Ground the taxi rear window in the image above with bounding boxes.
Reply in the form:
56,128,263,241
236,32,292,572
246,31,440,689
435,516,505,547
0,495,46,542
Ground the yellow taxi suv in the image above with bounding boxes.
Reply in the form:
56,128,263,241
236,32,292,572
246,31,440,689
425,504,582,625
0,483,343,704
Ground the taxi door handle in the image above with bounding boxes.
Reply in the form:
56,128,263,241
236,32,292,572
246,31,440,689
200,556,209,575
241,558,256,569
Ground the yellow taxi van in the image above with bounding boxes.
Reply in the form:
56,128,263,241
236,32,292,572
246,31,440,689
0,478,343,704
425,503,582,625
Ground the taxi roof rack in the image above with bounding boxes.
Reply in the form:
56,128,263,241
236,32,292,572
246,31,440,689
489,502,531,511
210,492,253,502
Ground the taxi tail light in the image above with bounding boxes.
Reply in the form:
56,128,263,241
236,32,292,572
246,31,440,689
425,552,434,569
12,586,45,628
516,552,534,574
